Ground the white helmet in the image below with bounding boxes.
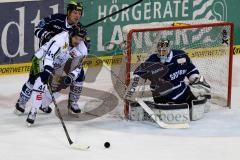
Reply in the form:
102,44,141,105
157,40,170,52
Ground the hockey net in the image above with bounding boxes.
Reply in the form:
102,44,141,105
119,20,234,117
59,20,233,120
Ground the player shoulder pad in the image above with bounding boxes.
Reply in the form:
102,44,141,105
52,31,69,46
50,13,67,21
172,50,191,65
171,49,186,56
172,49,190,59
146,53,159,62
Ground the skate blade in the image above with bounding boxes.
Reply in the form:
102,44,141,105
37,110,51,114
68,108,81,114
26,122,33,127
70,143,90,151
68,109,81,117
26,120,35,127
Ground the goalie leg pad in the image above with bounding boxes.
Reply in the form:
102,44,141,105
191,96,209,121
129,102,156,122
129,103,145,121
130,101,190,125
152,102,190,124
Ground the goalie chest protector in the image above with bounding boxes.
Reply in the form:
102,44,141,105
134,50,200,101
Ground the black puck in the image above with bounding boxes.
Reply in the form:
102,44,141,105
104,142,110,148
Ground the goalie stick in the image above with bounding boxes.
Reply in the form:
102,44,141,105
84,0,144,28
101,62,189,129
47,84,90,150
136,98,189,129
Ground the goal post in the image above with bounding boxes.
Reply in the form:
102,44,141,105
122,20,234,117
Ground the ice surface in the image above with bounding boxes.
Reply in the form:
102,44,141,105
0,56,240,160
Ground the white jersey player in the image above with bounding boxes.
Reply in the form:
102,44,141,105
39,41,88,116
16,26,87,125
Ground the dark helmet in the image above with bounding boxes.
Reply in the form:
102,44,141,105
69,25,85,39
67,1,83,15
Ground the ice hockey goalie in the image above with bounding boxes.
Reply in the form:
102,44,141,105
125,40,211,124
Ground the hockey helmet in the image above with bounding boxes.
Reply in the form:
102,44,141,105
67,1,83,15
69,25,85,39
157,40,170,63
157,40,170,52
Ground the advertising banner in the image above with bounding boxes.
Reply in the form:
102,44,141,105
0,0,239,75
0,0,63,65
74,0,240,55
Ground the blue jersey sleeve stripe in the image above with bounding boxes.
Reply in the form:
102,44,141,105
186,68,198,76
35,18,65,38
34,29,40,37
37,29,46,39
159,81,184,96
172,86,188,100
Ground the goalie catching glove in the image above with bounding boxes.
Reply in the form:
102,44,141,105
189,75,211,98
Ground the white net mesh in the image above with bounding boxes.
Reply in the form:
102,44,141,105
58,21,233,120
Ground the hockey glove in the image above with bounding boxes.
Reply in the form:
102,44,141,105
189,75,211,98
40,65,54,84
60,73,75,89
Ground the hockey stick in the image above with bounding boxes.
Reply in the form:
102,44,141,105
47,84,90,150
84,0,144,28
136,98,189,129
101,62,190,129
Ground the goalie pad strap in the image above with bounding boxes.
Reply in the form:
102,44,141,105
191,96,209,121
144,101,189,110
192,97,207,105
131,100,190,127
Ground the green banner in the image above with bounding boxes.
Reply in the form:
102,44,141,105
66,0,239,56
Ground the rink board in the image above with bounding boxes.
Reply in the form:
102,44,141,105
0,45,239,76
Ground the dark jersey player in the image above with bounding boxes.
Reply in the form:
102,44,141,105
15,1,90,114
35,1,90,48
130,40,211,108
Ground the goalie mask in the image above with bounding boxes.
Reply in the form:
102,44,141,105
157,40,170,63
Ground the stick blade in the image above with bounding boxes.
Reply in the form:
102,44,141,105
70,143,90,151
136,98,190,129
161,123,190,129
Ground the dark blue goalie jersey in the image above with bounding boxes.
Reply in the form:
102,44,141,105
134,50,199,102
